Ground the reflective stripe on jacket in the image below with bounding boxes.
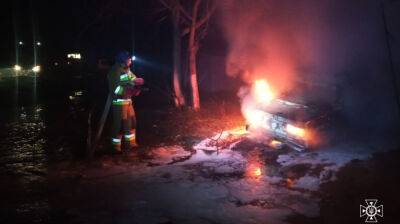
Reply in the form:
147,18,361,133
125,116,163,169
112,99,132,106
107,63,137,100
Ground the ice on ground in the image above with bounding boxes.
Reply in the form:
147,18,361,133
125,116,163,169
293,175,320,191
276,141,385,191
277,142,379,168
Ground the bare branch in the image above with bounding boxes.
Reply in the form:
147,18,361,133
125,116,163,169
159,0,173,11
160,0,193,22
157,15,169,23
195,1,216,30
181,27,190,37
176,3,193,23
180,0,215,36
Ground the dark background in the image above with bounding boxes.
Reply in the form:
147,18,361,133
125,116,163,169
1,0,400,134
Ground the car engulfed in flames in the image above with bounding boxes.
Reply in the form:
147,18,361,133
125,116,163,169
244,79,335,151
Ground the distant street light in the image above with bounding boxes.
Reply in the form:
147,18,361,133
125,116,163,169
32,65,41,73
67,53,81,60
36,42,41,46
131,55,136,61
14,65,22,71
18,41,23,45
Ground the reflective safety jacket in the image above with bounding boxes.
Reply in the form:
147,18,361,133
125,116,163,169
107,64,137,105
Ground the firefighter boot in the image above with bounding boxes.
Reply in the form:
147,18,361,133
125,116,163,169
124,130,137,150
111,137,122,153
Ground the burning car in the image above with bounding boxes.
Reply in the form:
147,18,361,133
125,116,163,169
244,80,338,151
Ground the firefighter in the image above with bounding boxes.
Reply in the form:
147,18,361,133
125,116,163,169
108,51,144,153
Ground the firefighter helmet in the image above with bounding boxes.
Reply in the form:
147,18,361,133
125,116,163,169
115,51,132,65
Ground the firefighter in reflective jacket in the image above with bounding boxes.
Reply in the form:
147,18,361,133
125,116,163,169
108,51,144,152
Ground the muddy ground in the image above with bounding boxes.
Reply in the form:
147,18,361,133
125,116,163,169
1,98,399,224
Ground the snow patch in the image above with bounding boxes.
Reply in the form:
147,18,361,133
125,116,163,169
276,142,382,192
293,175,320,191
193,128,247,152
148,145,191,165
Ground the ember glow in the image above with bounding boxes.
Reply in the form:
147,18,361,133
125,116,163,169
14,65,22,71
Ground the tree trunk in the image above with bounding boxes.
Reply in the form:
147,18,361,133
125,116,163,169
188,0,201,110
172,7,186,107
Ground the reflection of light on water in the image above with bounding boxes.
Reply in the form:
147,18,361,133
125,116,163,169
245,150,265,180
14,76,19,112
33,74,37,106
0,105,47,175
1,76,46,175
246,163,263,179
253,166,262,177
286,178,294,188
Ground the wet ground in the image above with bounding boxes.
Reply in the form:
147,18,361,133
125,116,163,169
1,76,400,224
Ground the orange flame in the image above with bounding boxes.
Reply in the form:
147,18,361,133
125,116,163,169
242,79,276,129
243,108,266,128
286,124,306,138
269,139,283,149
253,79,275,105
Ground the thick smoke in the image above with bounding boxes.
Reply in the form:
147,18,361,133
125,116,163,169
217,0,400,134
217,0,328,95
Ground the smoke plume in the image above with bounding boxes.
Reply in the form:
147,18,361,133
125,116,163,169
217,0,329,95
217,0,400,134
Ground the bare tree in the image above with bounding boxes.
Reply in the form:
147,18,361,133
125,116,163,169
171,4,186,107
160,0,216,110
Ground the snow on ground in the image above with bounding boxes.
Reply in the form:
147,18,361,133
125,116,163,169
125,129,321,222
276,141,385,188
148,145,192,165
67,128,386,224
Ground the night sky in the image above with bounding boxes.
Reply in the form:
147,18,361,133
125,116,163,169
1,0,173,67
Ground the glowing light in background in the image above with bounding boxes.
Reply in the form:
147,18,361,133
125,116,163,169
32,65,41,73
18,41,23,45
67,53,81,60
14,65,22,71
